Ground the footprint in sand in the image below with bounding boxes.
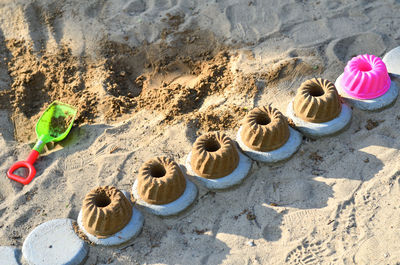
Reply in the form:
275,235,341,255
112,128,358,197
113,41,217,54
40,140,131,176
278,2,308,26
263,177,332,209
123,0,147,16
285,239,334,265
225,2,278,42
262,224,281,241
264,179,313,206
326,32,385,63
84,0,106,18
353,236,385,264
287,20,331,46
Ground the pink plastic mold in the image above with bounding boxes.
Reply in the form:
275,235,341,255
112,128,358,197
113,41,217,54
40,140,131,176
340,54,391,100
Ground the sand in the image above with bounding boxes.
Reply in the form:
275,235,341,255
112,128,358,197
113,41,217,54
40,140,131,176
1,0,400,264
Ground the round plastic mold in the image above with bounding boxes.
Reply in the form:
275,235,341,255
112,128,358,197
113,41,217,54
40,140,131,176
383,46,400,76
340,54,391,100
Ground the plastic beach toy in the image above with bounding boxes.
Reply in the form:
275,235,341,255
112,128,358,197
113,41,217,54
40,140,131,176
335,54,398,111
340,54,391,99
7,101,77,185
383,46,400,76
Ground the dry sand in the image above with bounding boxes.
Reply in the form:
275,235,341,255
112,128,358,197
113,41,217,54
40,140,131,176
1,0,400,264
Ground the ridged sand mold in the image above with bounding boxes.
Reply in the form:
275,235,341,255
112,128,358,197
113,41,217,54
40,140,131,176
287,78,352,138
81,186,133,238
137,156,186,205
236,105,302,163
186,132,252,190
293,78,341,123
132,156,198,216
240,105,290,152
190,132,239,179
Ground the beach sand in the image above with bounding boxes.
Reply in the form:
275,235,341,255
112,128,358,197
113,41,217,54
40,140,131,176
1,0,400,264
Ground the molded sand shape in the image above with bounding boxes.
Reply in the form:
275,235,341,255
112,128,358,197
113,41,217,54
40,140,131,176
186,132,252,190
335,54,398,110
383,46,400,76
77,186,143,246
236,105,302,163
132,156,198,216
287,78,352,138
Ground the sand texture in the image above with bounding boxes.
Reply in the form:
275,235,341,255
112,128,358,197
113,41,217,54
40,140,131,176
2,0,400,264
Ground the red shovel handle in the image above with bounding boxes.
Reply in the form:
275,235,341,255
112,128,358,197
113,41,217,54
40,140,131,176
7,150,39,185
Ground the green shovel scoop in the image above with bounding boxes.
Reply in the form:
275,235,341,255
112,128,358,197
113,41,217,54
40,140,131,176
7,101,77,185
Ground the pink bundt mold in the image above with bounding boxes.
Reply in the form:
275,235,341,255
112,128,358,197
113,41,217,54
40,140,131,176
340,54,391,100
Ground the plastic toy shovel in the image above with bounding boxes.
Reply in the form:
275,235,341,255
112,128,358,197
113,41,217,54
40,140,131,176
7,101,77,185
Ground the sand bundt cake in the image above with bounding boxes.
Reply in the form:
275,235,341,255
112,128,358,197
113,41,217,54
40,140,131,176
81,186,133,238
137,156,186,205
191,132,239,179
293,78,341,123
341,54,391,99
240,105,290,152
